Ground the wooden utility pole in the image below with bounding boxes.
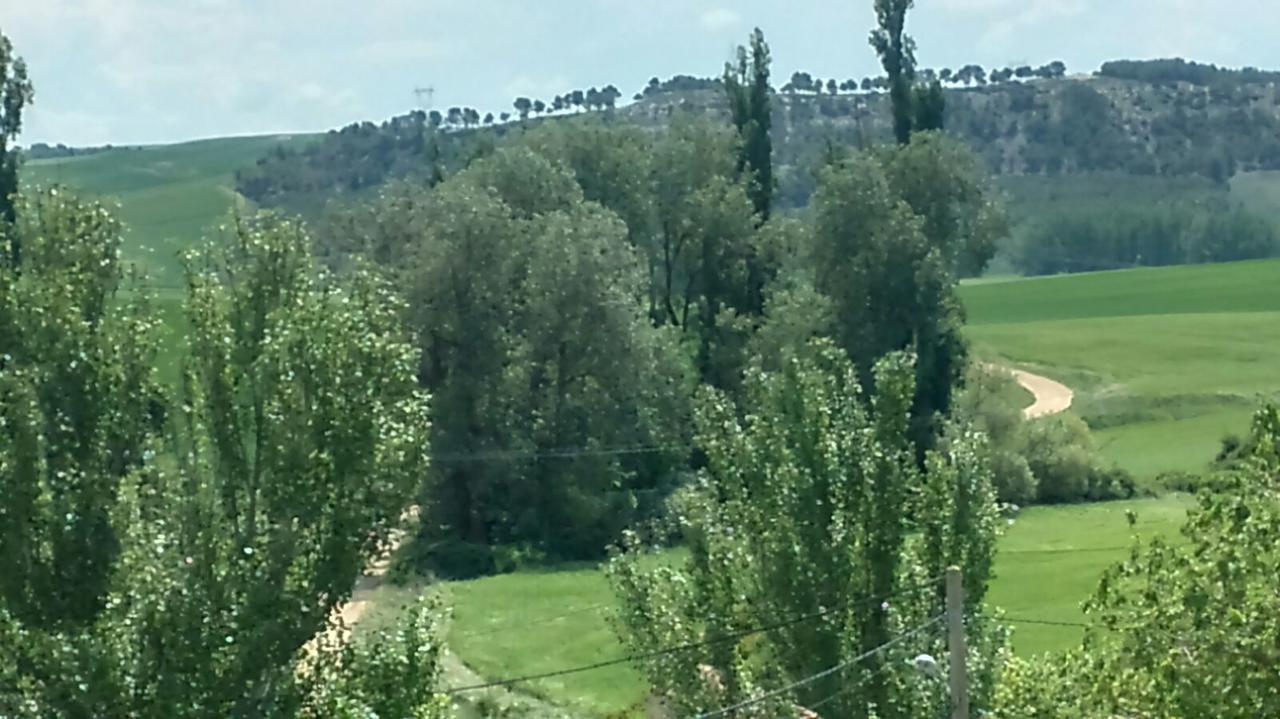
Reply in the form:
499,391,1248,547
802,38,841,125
946,566,969,719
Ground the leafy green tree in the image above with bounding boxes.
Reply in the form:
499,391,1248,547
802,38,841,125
513,96,532,119
0,189,163,628
609,344,1003,719
370,148,691,567
870,0,918,144
877,131,1005,277
0,31,34,232
601,84,622,108
296,596,453,719
649,118,761,387
805,134,1005,453
912,80,946,133
521,120,657,295
526,118,763,388
787,71,814,93
723,28,774,223
995,404,1280,718
0,204,443,716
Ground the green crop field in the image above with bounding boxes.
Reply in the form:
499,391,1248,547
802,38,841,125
21,135,317,383
960,259,1280,481
21,134,316,288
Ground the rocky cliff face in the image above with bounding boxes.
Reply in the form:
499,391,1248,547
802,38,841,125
622,75,1280,189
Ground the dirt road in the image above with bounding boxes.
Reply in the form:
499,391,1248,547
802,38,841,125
1008,368,1074,419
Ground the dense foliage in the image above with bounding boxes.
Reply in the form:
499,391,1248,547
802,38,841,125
333,147,694,572
22,143,117,160
1098,57,1280,86
1012,202,1276,275
810,133,1003,452
995,404,1280,717
724,28,775,223
309,100,1007,571
0,189,163,628
0,30,33,225
234,113,493,213
608,345,1005,718
0,198,446,717
25,5,1280,718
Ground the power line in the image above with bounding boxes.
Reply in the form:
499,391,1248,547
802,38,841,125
445,575,946,695
691,615,945,719
804,661,897,713
1002,616,1089,629
430,443,692,464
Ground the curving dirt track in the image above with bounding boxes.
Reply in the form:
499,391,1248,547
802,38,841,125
1008,368,1074,419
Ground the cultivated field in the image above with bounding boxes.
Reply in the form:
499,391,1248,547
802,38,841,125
960,258,1280,481
21,134,315,287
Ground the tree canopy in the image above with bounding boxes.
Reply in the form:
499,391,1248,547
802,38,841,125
0,30,34,229
0,201,443,716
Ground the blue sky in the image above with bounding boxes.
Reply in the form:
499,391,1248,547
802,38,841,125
5,0,1279,146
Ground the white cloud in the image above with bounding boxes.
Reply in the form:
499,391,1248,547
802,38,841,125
970,0,1087,56
699,7,742,32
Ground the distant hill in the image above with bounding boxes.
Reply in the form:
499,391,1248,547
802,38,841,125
21,134,318,287
236,62,1280,215
23,59,1280,283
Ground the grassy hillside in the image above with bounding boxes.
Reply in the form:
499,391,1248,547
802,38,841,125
960,259,1280,479
21,134,317,287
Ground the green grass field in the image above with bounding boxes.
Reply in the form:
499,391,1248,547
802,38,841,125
343,496,1193,716
960,259,1280,481
22,135,317,383
21,134,316,287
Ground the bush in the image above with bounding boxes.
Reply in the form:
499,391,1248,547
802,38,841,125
1021,417,1094,502
988,449,1038,505
1021,415,1134,503
409,539,498,580
1155,470,1215,494
1086,465,1137,501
